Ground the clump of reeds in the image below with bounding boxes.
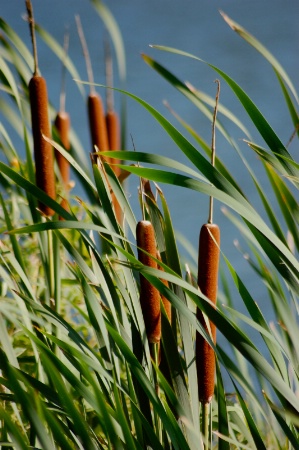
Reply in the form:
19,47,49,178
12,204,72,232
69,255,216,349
26,0,55,216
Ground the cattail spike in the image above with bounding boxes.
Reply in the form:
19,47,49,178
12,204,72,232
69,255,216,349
136,220,161,344
29,76,56,216
196,223,220,404
27,1,55,216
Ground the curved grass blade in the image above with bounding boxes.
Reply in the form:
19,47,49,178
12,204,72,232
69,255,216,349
220,12,299,103
151,45,297,178
264,393,299,450
111,164,299,283
0,18,33,71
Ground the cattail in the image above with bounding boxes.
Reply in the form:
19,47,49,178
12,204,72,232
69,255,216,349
54,31,71,213
76,15,109,161
54,111,70,184
196,223,220,404
136,220,161,344
105,39,122,223
196,80,220,406
26,0,55,216
88,92,109,156
157,251,171,323
106,109,121,177
54,111,70,211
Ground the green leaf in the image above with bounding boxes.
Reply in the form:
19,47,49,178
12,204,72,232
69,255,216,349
220,12,298,103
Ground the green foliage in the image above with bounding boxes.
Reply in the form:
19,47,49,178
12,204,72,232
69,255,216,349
0,2,298,449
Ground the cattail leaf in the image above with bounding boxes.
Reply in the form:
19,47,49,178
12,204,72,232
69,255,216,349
38,354,98,450
0,406,29,449
216,363,230,450
40,408,76,450
1,359,55,450
245,140,299,185
142,54,242,148
264,393,299,449
158,187,200,432
111,164,299,286
130,401,165,450
150,46,296,176
160,311,200,450
264,163,299,250
220,12,298,103
102,149,206,180
275,71,299,136
162,105,244,194
188,87,252,139
0,54,22,111
223,255,289,381
0,18,33,71
0,193,26,273
76,80,250,206
46,136,97,192
0,99,24,141
106,323,191,450
113,380,139,450
232,381,267,449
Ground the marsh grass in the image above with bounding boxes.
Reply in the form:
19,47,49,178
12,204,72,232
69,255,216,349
0,2,298,449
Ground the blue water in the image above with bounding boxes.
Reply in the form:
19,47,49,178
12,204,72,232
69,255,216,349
2,1,299,323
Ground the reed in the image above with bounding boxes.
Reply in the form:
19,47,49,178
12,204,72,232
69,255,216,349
157,251,171,323
136,220,161,344
26,0,55,216
76,15,109,161
54,31,71,213
105,38,122,223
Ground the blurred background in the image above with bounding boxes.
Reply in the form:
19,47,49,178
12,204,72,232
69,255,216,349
2,1,299,317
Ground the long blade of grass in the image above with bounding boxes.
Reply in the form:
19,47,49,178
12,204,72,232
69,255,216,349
220,12,299,103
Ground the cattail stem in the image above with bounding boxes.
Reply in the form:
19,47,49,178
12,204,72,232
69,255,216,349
136,220,161,345
59,30,69,114
202,403,210,450
25,0,38,76
152,342,162,443
208,80,220,224
75,15,94,94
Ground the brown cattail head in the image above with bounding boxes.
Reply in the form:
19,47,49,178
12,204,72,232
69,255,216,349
106,109,122,223
106,110,121,178
54,111,70,213
54,111,70,182
196,222,220,404
157,251,171,323
136,220,161,344
88,92,109,161
29,75,55,216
